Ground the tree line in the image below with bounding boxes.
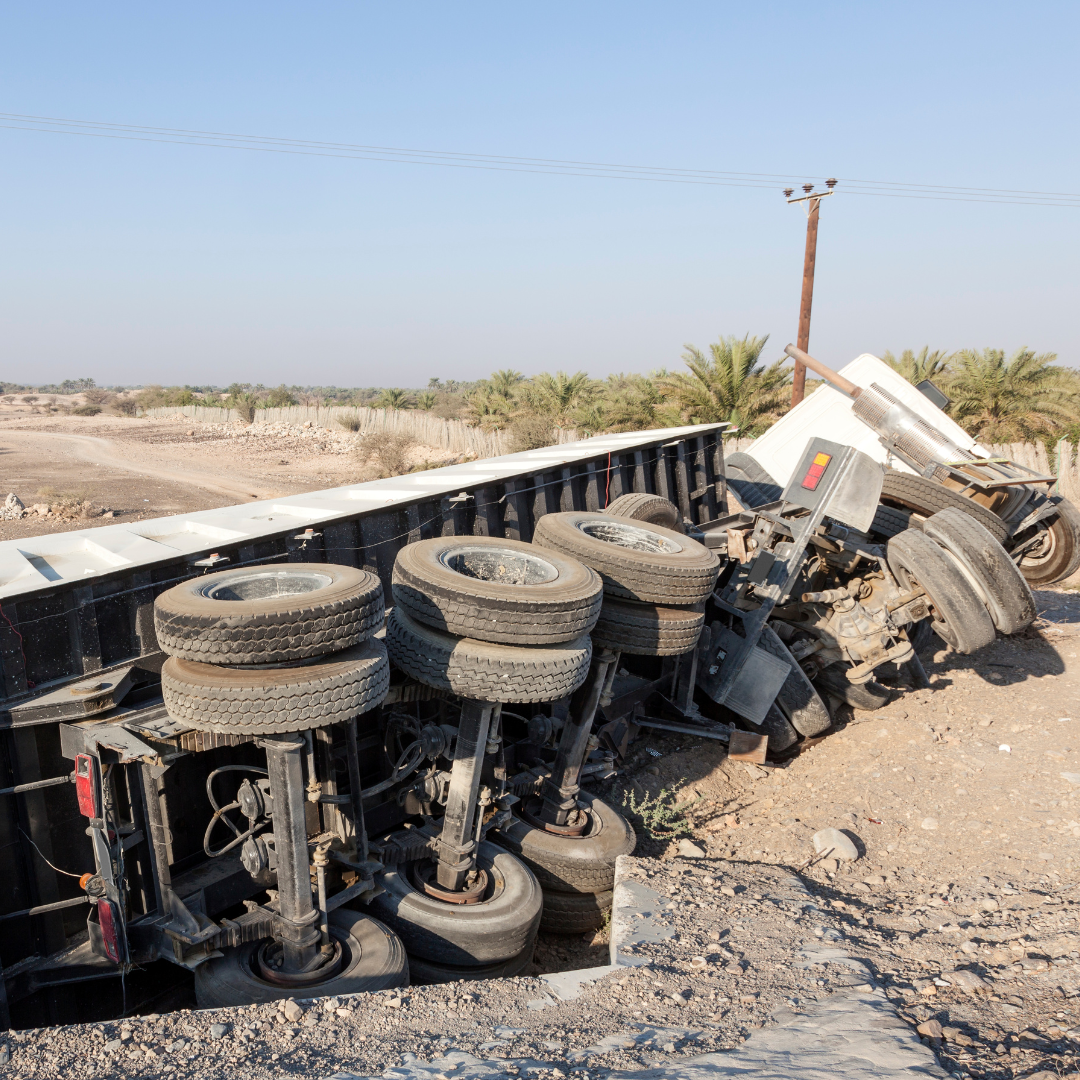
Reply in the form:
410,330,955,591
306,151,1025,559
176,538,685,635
7,338,1078,446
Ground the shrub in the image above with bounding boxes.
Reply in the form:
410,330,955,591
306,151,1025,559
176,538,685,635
22,395,37,404
115,400,138,417
72,405,102,416
356,432,416,478
509,414,556,452
82,388,113,405
337,416,362,432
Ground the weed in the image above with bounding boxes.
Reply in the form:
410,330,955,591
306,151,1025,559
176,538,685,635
337,416,363,432
72,404,101,416
509,414,556,452
615,781,702,841
355,432,416,478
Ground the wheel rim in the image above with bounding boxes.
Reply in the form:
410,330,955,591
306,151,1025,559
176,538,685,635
520,798,590,836
892,561,957,646
1019,523,1058,569
199,569,335,602
437,545,561,585
256,938,345,986
577,519,682,554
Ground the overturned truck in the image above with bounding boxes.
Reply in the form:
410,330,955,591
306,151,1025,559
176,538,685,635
0,404,1045,1027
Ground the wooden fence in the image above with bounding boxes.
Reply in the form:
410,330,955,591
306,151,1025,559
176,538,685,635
141,408,1080,497
141,404,582,458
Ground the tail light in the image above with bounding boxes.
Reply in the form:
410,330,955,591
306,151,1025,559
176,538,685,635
96,899,123,963
75,754,99,818
800,451,833,491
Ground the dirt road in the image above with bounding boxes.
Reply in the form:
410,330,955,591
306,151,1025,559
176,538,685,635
8,429,273,501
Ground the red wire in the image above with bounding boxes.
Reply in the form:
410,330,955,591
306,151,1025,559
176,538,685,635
604,451,612,508
0,602,34,688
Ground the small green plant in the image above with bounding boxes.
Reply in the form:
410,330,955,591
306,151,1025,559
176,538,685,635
616,781,701,841
71,404,101,416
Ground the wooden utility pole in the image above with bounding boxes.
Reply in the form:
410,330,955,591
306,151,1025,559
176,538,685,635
786,179,836,406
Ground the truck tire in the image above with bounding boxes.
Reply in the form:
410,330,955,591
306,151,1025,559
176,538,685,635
362,843,542,966
386,607,592,703
1017,497,1080,586
489,791,635,894
533,512,720,604
725,453,783,507
406,945,534,985
887,529,996,654
757,704,799,753
392,537,602,645
540,889,612,934
590,598,705,656
758,626,832,736
605,493,681,529
154,563,384,665
869,503,915,540
813,663,892,711
193,909,407,1008
922,508,1036,634
880,471,1008,544
161,638,390,734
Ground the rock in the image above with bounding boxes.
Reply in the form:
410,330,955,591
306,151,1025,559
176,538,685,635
812,828,858,861
916,1019,943,1039
282,1000,303,1022
383,996,403,1008
1018,957,1050,971
743,764,768,780
1060,773,1080,786
0,1046,9,1066
960,941,980,955
677,839,705,858
104,1039,123,1052
719,885,736,897
690,956,708,970
920,818,938,830
208,1024,228,1040
980,897,999,911
819,858,838,873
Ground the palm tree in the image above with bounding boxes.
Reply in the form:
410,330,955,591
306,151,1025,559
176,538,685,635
416,391,437,411
881,347,953,385
518,371,597,427
489,369,524,397
464,385,514,430
948,348,1080,442
374,388,412,411
596,373,666,432
660,334,790,436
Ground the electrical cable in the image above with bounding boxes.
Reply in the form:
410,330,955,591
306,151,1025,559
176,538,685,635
1,111,1077,208
18,827,85,878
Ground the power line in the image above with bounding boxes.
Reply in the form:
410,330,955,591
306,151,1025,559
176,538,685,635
2,111,1078,209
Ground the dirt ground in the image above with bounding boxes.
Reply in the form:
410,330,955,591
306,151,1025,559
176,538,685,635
586,587,1080,1078
0,413,462,541
3,408,1079,1078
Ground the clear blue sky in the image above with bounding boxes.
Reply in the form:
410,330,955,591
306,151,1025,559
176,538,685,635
1,2,1077,388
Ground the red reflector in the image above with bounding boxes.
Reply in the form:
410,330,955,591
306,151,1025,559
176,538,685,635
800,451,832,491
75,754,98,818
97,899,122,964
